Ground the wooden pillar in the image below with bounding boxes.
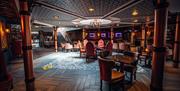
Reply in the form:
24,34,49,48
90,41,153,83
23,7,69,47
141,25,145,48
20,0,35,91
54,27,58,52
0,21,12,91
110,26,113,43
144,25,148,48
0,21,8,81
82,28,85,40
131,25,135,45
150,1,168,91
173,15,180,68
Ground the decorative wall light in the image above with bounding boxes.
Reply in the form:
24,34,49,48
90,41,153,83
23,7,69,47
5,28,10,33
147,31,151,36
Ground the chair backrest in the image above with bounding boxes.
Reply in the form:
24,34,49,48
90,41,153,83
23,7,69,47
113,43,118,49
119,42,126,50
83,39,88,48
98,57,114,81
98,39,104,48
86,42,95,56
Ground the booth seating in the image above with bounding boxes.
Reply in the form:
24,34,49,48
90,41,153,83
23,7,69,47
98,57,125,91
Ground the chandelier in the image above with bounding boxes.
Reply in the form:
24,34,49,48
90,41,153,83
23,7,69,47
79,19,112,27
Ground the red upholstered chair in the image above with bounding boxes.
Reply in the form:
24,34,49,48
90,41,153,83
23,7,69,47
98,57,125,91
85,42,96,61
98,39,105,48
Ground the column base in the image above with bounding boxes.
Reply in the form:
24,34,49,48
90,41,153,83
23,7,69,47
173,63,179,68
25,77,35,91
0,74,13,91
150,84,163,91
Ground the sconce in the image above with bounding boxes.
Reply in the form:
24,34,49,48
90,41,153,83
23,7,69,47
97,32,100,37
6,28,10,33
146,31,151,36
132,32,135,36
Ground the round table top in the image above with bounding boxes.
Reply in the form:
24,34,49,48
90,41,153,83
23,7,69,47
106,55,136,64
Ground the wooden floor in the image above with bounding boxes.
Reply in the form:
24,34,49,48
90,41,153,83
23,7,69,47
7,48,179,91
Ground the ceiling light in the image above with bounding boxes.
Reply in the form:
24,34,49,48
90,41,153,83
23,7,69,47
132,9,138,16
133,19,138,22
53,16,59,19
35,26,39,28
80,19,112,27
89,8,95,12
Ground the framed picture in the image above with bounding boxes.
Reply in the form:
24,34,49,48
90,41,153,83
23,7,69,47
89,33,95,38
115,32,122,37
101,33,106,38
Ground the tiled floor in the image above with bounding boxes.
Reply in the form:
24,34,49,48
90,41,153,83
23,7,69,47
7,48,180,91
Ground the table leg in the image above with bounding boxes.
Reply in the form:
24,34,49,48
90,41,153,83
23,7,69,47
120,63,124,72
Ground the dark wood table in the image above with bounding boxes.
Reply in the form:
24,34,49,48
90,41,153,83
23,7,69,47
106,55,136,72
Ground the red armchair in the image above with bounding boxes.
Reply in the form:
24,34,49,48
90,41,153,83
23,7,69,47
85,42,96,61
98,57,125,91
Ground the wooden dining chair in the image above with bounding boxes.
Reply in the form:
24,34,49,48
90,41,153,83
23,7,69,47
98,57,125,91
123,51,138,83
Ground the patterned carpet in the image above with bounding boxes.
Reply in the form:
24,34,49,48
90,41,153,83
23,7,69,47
9,51,152,91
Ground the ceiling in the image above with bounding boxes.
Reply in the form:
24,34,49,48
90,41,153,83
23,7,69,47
31,0,154,28
0,0,19,23
0,0,180,30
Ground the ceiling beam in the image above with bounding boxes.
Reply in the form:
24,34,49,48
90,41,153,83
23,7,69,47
101,0,144,19
34,1,86,19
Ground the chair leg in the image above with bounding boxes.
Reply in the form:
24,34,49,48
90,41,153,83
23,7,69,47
134,71,136,80
130,72,133,83
109,84,111,91
122,85,125,91
100,80,102,91
121,79,125,91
